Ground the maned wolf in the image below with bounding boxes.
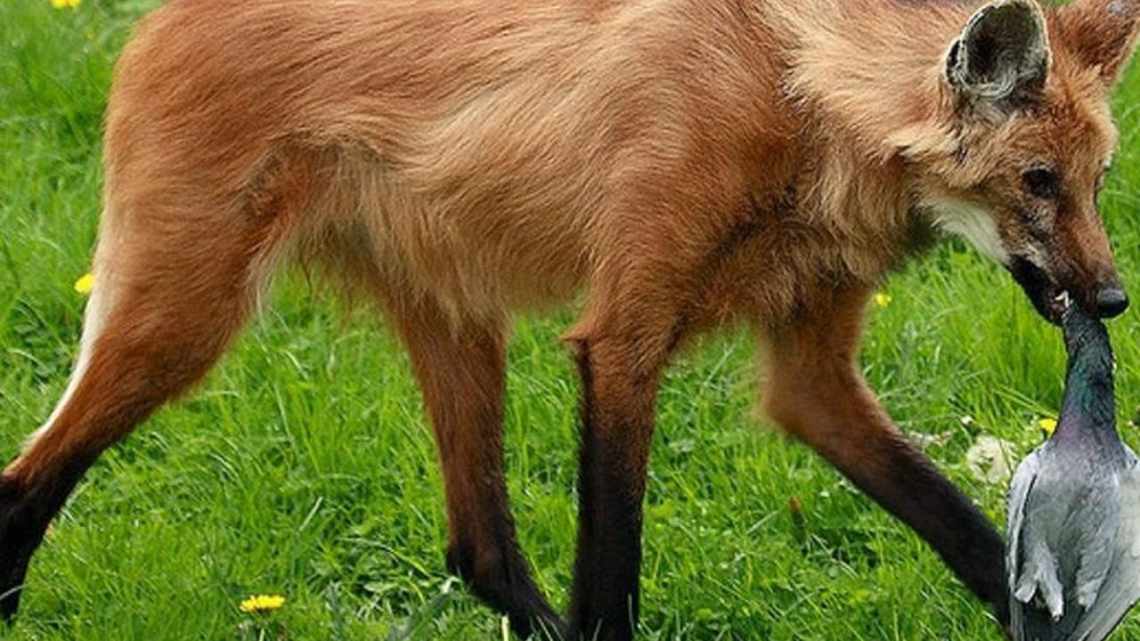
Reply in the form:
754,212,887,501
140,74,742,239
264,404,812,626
2,0,1137,638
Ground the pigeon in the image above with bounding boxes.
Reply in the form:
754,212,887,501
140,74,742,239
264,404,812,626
1007,301,1140,641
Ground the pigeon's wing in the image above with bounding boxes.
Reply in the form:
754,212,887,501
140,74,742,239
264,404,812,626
1008,451,1041,585
1008,450,1042,638
1071,460,1140,641
1072,487,1122,610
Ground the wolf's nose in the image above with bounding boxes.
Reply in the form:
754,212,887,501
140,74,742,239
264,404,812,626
1096,287,1130,318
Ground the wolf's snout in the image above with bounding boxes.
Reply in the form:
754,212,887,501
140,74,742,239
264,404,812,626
1095,285,1129,318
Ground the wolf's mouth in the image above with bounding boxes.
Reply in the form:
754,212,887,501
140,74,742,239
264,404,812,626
1008,256,1067,325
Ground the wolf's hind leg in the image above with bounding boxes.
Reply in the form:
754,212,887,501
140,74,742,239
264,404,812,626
390,299,564,639
0,196,285,618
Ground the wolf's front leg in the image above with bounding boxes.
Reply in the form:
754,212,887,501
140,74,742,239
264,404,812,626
564,326,667,641
762,288,1010,628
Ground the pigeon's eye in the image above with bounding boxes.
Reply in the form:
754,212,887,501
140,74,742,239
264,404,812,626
1023,168,1061,200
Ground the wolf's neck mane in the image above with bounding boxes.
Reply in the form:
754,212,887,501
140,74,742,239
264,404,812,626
760,1,978,264
770,0,971,160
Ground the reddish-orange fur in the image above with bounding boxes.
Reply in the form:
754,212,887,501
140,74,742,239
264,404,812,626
3,1,1139,639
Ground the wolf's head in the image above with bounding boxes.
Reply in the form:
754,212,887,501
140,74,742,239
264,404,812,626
910,0,1139,322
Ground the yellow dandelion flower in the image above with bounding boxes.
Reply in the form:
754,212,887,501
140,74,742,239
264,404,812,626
50,0,82,9
74,273,95,295
1038,417,1058,436
873,292,892,308
239,594,285,614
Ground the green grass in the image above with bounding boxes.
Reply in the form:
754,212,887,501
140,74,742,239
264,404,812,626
3,1,1140,640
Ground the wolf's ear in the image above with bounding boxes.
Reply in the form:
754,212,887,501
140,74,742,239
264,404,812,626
945,0,1051,108
1056,0,1140,87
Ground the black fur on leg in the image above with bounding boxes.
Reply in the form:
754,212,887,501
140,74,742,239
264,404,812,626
0,456,91,621
0,483,34,622
566,343,649,641
851,443,1009,626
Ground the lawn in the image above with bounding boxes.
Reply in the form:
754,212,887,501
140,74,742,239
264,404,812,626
3,1,1140,640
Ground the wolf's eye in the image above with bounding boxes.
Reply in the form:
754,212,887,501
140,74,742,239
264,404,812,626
1023,168,1060,200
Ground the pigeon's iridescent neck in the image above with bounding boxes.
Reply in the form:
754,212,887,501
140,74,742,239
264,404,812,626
1055,307,1118,445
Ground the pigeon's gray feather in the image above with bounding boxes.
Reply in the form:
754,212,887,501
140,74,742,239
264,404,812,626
1074,505,1118,610
1008,450,1039,594
1009,450,1044,636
